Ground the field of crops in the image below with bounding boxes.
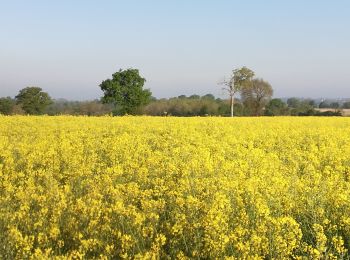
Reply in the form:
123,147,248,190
1,116,350,259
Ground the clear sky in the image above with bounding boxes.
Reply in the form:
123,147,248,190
1,0,349,100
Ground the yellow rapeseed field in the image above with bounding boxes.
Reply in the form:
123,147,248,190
1,116,350,259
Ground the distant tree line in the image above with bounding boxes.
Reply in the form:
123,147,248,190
144,96,344,117
0,68,348,116
1,92,346,117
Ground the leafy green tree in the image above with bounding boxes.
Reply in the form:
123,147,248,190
265,98,289,116
15,87,52,115
100,69,152,115
241,78,273,116
221,66,255,117
0,97,15,115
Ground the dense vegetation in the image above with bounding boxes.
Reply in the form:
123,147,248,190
0,95,346,117
0,67,347,116
1,116,349,258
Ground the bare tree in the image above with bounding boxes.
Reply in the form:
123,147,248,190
220,67,254,117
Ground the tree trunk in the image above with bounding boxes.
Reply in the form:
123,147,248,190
230,95,234,117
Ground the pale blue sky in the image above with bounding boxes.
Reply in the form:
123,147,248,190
1,0,349,100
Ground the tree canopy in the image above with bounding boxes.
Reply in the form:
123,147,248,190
100,69,152,115
343,102,350,109
15,87,52,115
0,97,15,115
241,78,273,116
265,98,289,116
221,66,255,117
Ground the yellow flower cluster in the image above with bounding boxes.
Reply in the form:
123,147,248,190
0,116,350,259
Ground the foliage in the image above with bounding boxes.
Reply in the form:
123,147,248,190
343,101,350,109
1,116,350,258
201,94,215,100
221,67,255,117
0,97,15,115
330,102,340,109
100,69,152,115
45,99,113,116
288,98,317,116
143,96,227,116
319,101,330,108
265,98,290,116
188,94,200,99
2,92,346,117
287,97,300,108
144,97,220,116
15,87,52,115
143,96,249,117
307,99,317,108
241,78,273,116
232,67,255,88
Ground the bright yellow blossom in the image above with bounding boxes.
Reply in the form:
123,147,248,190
0,116,349,258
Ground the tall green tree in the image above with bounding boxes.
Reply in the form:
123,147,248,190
0,97,15,115
221,66,254,117
15,87,52,115
241,78,273,116
100,69,152,115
